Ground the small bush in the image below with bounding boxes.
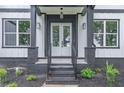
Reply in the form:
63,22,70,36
106,64,120,87
80,68,95,79
0,68,7,83
95,68,102,73
5,82,17,87
26,75,37,81
15,69,23,77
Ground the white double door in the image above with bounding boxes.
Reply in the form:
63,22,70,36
51,23,72,56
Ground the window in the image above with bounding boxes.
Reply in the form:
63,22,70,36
3,19,31,47
93,20,119,47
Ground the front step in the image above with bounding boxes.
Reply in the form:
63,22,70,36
50,64,74,72
50,64,73,68
50,70,75,77
50,67,74,71
51,58,72,64
49,77,75,80
51,73,75,77
49,64,75,77
46,63,79,85
46,79,79,85
50,70,75,75
46,74,78,85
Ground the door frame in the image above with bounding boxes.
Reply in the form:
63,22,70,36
45,15,77,58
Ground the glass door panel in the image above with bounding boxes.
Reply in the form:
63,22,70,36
52,26,60,47
63,26,71,47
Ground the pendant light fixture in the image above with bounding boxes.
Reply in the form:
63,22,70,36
60,8,64,19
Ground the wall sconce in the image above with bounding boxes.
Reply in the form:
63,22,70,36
36,22,41,29
82,23,86,30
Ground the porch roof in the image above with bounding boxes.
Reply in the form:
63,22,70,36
38,5,85,14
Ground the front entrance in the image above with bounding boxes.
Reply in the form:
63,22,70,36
51,23,72,56
46,15,77,58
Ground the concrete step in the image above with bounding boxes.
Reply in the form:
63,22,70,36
49,76,75,80
50,70,75,75
51,64,73,67
50,65,73,69
51,58,71,64
46,76,79,84
43,84,78,87
47,63,77,85
50,73,75,77
50,67,74,71
46,79,79,85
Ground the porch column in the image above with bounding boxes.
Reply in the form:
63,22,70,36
28,5,38,63
85,5,96,68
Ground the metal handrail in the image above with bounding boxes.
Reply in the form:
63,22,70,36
72,45,77,79
47,44,51,79
92,43,96,48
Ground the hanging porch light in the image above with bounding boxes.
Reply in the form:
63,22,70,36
60,8,64,19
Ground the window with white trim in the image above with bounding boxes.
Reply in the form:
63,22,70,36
93,20,119,47
3,19,31,47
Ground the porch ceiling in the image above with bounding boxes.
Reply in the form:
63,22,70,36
39,6,85,14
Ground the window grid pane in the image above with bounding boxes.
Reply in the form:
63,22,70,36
19,21,31,33
106,34,117,46
93,21,104,33
19,34,31,46
5,34,16,46
5,20,16,32
93,34,104,47
106,21,118,33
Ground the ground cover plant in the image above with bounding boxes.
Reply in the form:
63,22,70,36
0,68,7,84
26,75,37,81
80,68,96,79
106,63,120,87
15,68,24,77
5,82,17,87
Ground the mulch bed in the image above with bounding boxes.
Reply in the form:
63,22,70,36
79,69,124,87
1,64,124,87
0,67,46,87
12,75,45,87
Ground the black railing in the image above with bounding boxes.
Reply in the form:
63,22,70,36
47,44,51,79
92,43,96,48
72,46,77,79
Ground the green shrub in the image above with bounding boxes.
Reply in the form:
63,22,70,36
106,64,120,87
15,69,23,77
95,68,102,73
26,75,37,81
0,68,7,83
80,68,95,79
5,82,17,87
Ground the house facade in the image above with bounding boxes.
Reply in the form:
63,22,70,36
0,5,124,68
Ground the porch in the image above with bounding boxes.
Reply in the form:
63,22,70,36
28,5,96,85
